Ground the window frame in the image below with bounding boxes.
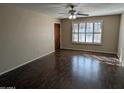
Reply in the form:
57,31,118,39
71,20,103,45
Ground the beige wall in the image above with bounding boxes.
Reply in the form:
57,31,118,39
118,12,124,66
0,6,59,74
61,15,120,54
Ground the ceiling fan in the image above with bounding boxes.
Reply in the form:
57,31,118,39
60,4,89,20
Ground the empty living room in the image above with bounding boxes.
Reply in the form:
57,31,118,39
0,1,124,92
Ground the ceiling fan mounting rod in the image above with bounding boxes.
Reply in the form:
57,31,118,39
70,5,74,10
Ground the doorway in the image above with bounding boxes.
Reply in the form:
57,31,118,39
54,23,60,50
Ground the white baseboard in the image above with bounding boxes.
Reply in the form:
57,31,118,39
0,51,54,76
61,47,117,54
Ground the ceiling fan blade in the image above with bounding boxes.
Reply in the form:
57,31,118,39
77,13,89,16
59,13,68,14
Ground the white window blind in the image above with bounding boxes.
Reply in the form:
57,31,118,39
72,21,103,44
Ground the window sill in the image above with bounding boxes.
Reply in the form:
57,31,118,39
72,42,102,46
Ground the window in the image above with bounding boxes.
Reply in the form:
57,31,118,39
72,21,102,44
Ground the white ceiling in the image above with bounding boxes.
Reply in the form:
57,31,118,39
2,3,124,19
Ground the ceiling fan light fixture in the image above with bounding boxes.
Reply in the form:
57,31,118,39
72,15,76,19
68,14,77,20
69,15,73,19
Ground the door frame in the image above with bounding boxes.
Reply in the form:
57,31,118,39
54,23,61,50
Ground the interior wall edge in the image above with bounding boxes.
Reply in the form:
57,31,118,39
61,47,117,55
118,12,124,66
0,51,55,76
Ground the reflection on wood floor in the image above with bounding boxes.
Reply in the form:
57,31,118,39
0,49,124,89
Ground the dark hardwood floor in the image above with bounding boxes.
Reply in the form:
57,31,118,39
0,49,124,89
